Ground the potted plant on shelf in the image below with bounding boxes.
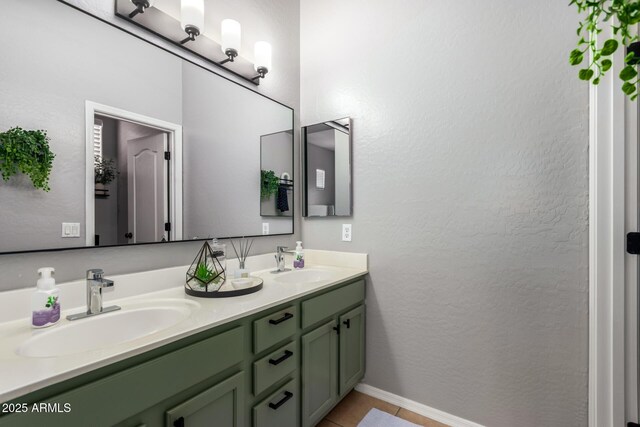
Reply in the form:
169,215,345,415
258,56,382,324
261,169,279,200
0,127,55,191
94,156,118,198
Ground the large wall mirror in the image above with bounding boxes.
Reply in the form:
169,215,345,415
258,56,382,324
302,118,352,217
0,0,293,254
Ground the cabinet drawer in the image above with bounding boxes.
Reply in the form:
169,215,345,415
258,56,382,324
253,378,299,427
0,326,244,427
253,341,298,396
253,305,298,354
301,280,365,329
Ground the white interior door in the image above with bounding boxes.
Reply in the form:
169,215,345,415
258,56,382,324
126,133,167,244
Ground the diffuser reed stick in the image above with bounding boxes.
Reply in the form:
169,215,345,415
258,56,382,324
230,237,254,269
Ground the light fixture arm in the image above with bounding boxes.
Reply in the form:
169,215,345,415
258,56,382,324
219,49,238,65
180,25,200,44
251,67,268,82
129,0,151,19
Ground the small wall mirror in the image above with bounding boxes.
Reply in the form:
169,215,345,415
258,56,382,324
302,118,352,217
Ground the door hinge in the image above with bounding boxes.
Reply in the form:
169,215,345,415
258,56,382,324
165,222,171,232
164,151,171,161
627,232,640,254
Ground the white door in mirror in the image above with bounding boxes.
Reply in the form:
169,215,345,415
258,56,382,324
342,224,352,242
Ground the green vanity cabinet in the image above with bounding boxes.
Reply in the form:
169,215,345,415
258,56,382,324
301,320,339,427
166,372,245,427
300,280,366,427
252,377,299,427
0,276,366,427
339,305,366,395
0,326,245,427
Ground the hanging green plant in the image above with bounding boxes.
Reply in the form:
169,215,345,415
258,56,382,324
261,169,280,200
569,0,640,99
0,127,55,191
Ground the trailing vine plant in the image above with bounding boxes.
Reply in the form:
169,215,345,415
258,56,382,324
569,0,640,99
0,127,55,191
261,169,280,199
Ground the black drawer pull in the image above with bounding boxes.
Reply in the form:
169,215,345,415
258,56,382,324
269,350,293,365
268,391,293,410
333,325,340,335
174,417,185,427
269,312,294,325
343,319,351,329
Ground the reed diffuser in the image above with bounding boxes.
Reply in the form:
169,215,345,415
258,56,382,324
230,238,253,278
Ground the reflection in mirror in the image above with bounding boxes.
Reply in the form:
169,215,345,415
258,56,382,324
260,132,294,218
302,118,352,217
92,111,177,247
0,0,293,254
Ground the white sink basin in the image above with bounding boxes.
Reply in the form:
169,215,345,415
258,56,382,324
17,300,199,358
273,269,336,285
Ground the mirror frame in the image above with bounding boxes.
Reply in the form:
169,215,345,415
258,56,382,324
0,2,295,256
301,117,353,218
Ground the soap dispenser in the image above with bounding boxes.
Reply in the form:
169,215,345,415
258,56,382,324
31,267,61,328
293,241,305,269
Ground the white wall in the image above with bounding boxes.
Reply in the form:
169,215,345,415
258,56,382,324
300,1,589,426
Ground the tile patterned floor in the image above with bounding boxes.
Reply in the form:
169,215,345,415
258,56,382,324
317,391,450,427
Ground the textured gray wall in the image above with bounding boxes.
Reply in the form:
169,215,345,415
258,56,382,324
300,1,589,426
0,0,300,290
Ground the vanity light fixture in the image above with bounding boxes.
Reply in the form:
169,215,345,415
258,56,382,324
180,0,205,44
128,0,154,19
220,19,241,65
114,0,272,84
252,41,272,82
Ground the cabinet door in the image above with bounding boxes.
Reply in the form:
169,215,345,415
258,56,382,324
339,305,366,396
165,371,245,427
302,320,338,427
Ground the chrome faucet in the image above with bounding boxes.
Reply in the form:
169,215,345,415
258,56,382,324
67,269,121,321
272,246,293,273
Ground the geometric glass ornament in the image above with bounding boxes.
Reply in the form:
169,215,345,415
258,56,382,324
185,241,226,296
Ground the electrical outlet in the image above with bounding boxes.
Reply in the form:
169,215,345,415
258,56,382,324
62,222,81,238
262,222,270,235
342,224,352,242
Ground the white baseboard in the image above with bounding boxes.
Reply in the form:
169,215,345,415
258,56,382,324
355,383,485,427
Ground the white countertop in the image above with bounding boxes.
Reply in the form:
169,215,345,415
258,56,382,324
0,250,368,402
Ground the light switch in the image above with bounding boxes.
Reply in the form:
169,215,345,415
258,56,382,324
62,223,81,238
262,222,270,235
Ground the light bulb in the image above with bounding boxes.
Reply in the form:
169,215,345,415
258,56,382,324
181,0,204,33
221,19,241,56
254,41,272,73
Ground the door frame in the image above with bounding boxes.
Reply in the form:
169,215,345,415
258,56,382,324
85,101,183,246
589,20,638,426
